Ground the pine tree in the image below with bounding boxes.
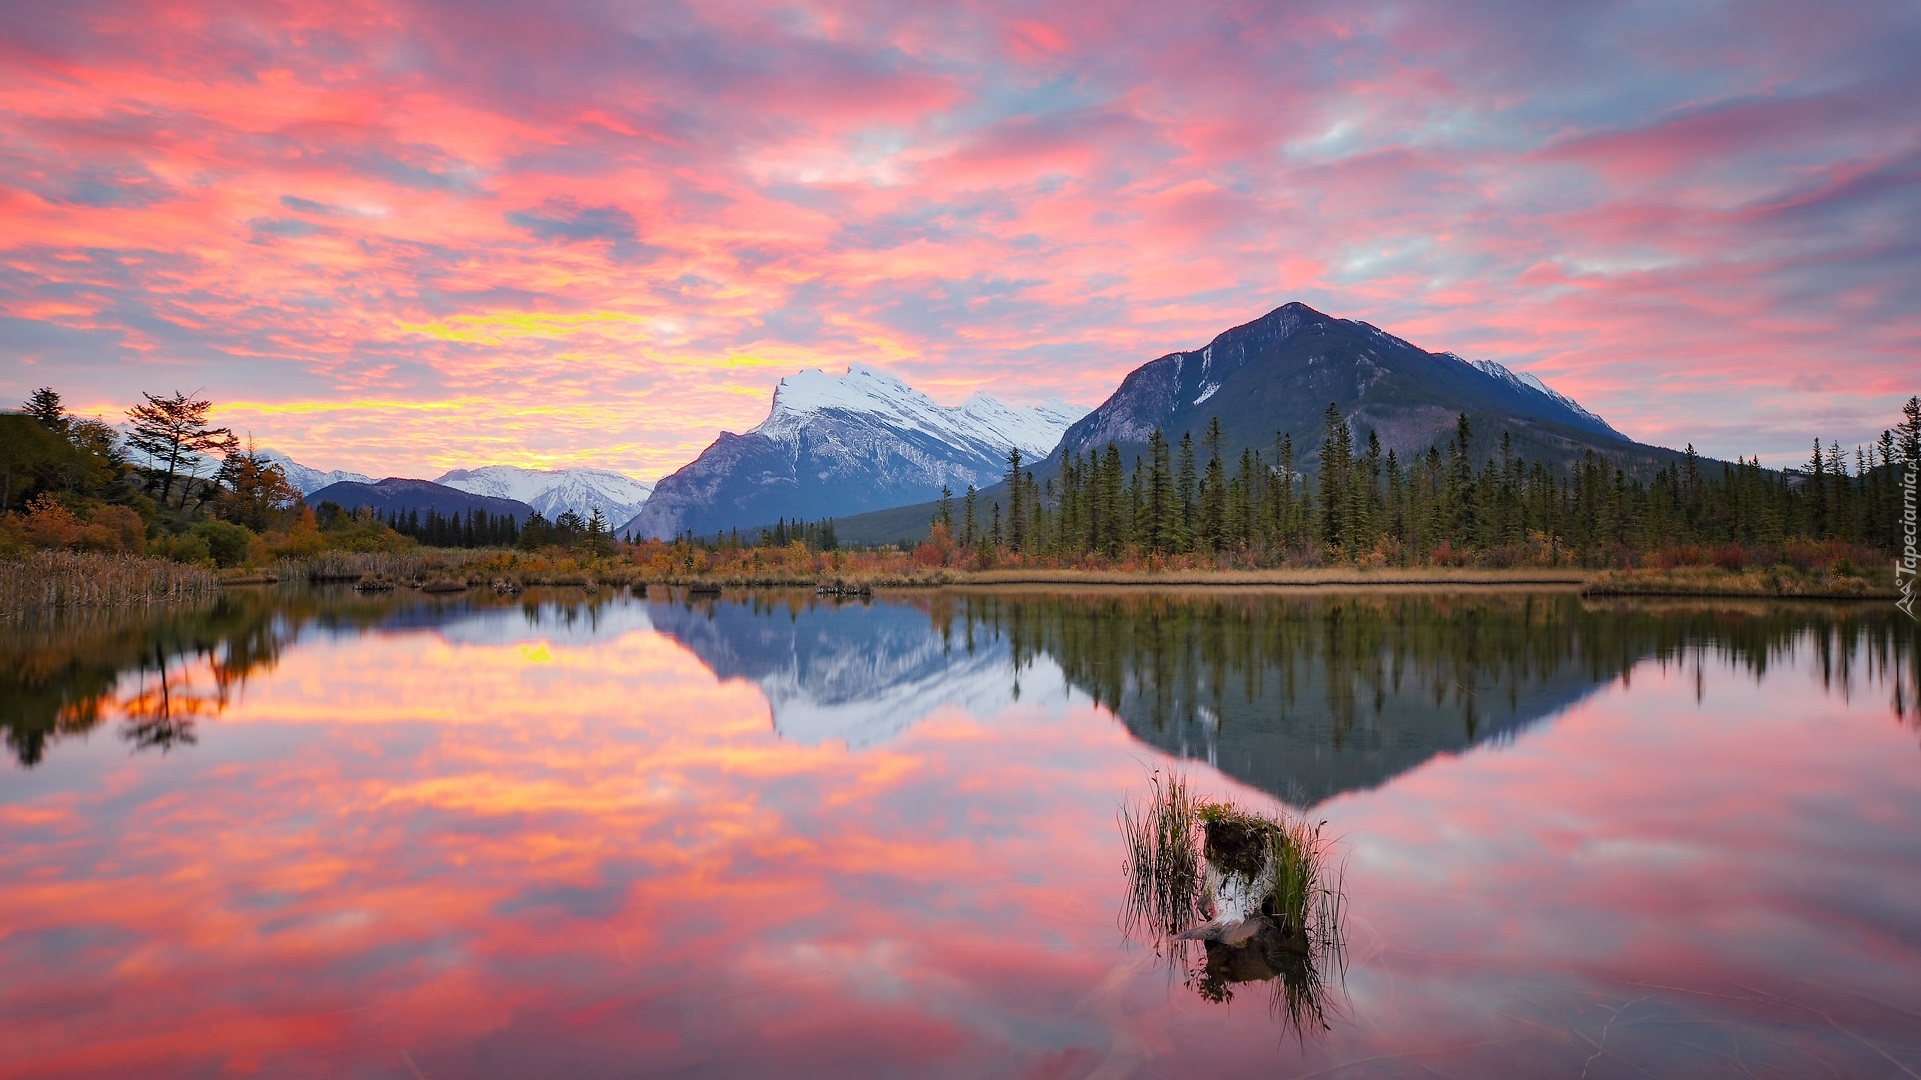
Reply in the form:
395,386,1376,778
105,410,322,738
1005,449,1025,553
22,388,66,433
125,390,239,504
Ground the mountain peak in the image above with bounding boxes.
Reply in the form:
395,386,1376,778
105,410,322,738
435,463,655,524
631,366,1089,538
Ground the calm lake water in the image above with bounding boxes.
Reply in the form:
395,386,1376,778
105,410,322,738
3,587,1918,1078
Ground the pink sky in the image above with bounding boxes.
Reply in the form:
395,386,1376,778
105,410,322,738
2,0,1917,479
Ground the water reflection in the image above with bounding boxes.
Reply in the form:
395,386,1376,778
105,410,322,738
652,589,1921,803
1,587,647,767
646,591,1068,748
1,587,1918,1077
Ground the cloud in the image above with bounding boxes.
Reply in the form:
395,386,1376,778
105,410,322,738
0,0,1915,478
505,196,657,262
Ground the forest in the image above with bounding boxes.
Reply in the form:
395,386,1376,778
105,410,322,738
924,400,1921,570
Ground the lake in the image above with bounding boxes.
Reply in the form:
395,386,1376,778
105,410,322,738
3,586,1918,1078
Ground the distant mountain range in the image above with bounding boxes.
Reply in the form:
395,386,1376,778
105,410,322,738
115,300,1688,545
306,478,533,519
261,454,653,524
436,465,654,526
259,450,373,495
626,364,1086,540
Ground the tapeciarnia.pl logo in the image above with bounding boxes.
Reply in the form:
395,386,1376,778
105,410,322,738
1899,457,1917,622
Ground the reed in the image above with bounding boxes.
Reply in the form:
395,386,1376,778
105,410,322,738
1120,771,1206,943
276,551,435,583
0,551,219,614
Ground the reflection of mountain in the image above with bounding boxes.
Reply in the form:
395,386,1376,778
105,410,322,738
951,592,1917,808
645,595,1067,748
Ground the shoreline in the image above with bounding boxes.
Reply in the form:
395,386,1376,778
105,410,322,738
5,555,1902,612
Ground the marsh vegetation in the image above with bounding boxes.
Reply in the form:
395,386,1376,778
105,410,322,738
1121,772,1347,1030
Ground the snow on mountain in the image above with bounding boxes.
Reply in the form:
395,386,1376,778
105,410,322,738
646,595,1072,749
751,364,1081,459
436,465,654,525
627,365,1087,540
258,450,374,496
1465,358,1620,437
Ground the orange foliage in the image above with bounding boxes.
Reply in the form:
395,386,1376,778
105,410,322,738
17,496,145,554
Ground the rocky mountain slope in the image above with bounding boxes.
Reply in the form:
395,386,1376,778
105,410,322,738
625,364,1085,539
1051,301,1633,467
831,301,1687,545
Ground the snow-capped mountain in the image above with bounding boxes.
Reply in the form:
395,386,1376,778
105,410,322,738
1050,301,1657,476
259,450,374,496
435,465,654,526
1466,358,1619,437
626,364,1087,539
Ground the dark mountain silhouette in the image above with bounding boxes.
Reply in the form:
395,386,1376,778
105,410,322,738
305,477,532,519
830,301,1692,545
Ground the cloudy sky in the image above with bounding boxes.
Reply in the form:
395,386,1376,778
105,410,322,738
2,0,1916,479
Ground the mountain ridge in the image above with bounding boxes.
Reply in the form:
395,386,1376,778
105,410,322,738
436,464,654,525
828,301,1694,545
625,365,1087,539
306,477,533,519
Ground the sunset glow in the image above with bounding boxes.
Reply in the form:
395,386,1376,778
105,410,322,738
4,593,1916,1076
3,1,1915,477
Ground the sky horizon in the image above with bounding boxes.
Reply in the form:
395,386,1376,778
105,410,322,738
3,1,1917,482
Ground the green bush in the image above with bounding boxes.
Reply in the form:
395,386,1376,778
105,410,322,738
150,531,212,564
192,519,254,568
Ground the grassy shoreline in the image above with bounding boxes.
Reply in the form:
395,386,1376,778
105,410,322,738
5,551,1902,612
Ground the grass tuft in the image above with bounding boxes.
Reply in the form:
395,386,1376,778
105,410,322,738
1121,774,1347,1032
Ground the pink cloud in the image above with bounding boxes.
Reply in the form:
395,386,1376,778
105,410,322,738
0,0,1914,478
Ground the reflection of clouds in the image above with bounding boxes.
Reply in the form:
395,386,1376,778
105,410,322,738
647,598,1071,748
2,597,1917,1077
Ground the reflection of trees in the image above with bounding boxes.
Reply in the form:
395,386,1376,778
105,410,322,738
929,591,1919,804
3,586,633,768
1,594,290,766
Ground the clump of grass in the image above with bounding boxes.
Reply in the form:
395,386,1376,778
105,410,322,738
1121,775,1347,1030
1120,771,1205,942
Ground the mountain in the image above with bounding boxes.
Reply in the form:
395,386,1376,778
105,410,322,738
435,465,653,526
831,300,1687,545
625,364,1087,540
1052,301,1635,466
305,478,532,518
258,450,373,496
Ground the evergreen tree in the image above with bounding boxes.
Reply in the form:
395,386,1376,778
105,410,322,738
584,508,614,557
125,390,239,504
22,388,66,433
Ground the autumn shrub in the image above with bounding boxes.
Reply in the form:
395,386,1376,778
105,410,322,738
16,496,145,553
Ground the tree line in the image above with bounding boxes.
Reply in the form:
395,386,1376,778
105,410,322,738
2,387,631,566
933,399,1921,568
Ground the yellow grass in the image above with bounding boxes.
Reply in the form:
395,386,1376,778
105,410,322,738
0,551,219,614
